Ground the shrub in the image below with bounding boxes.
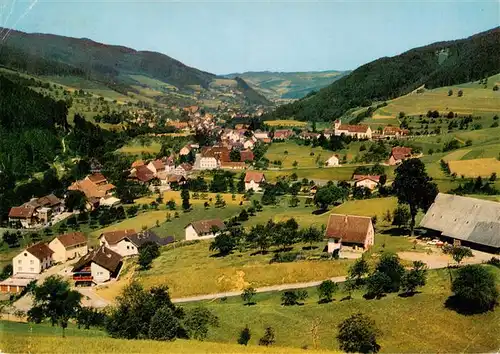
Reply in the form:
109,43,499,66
337,313,380,353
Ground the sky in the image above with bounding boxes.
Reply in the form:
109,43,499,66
0,0,498,74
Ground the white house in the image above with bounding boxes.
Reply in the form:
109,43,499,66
353,175,381,190
244,171,266,192
147,159,166,177
185,219,226,241
253,130,269,140
48,232,88,263
325,154,340,167
13,243,53,275
325,214,375,253
334,119,372,139
243,138,256,150
99,229,172,257
72,246,123,285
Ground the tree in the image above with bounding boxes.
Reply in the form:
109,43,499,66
292,160,298,168
238,326,251,345
65,190,87,212
259,327,276,346
183,306,219,340
166,199,176,210
348,257,370,285
450,246,473,265
209,233,235,256
148,306,181,341
493,85,499,91
337,313,380,353
281,290,307,306
215,193,226,208
365,271,392,299
230,149,241,162
392,159,438,235
448,265,498,314
241,287,257,305
181,188,190,211
392,205,411,228
401,261,427,295
76,307,106,330
489,172,497,182
301,226,323,249
457,89,463,97
238,209,249,221
2,231,20,248
448,89,453,96
317,280,338,303
288,195,300,207
374,252,405,293
138,241,161,270
314,185,344,210
28,276,82,337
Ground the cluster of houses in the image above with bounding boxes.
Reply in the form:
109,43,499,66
129,155,191,188
8,194,65,229
0,229,173,294
68,173,120,209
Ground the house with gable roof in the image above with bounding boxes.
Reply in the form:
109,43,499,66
185,219,226,241
244,171,266,192
72,246,123,284
325,214,375,253
48,232,88,263
13,243,54,275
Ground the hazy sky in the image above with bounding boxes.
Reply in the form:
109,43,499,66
1,0,498,74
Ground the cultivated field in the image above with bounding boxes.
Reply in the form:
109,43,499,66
449,158,500,177
264,119,307,127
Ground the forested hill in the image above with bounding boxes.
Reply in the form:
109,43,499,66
266,27,500,121
0,28,215,91
234,77,271,105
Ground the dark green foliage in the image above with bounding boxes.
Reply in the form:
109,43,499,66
392,159,438,235
281,290,308,306
442,245,473,264
230,149,242,162
238,326,252,345
76,307,106,330
348,257,370,284
181,188,191,211
300,226,323,248
27,276,82,337
366,271,392,299
374,253,405,293
258,326,276,346
451,176,498,195
314,184,345,210
233,77,271,105
317,280,338,303
270,252,300,263
0,264,13,280
148,306,181,341
401,261,427,295
337,313,380,353
392,205,411,228
183,306,219,341
138,241,161,270
266,28,500,121
209,233,236,256
241,287,257,305
447,265,498,314
2,230,21,248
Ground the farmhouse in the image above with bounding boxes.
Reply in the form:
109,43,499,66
420,193,500,253
334,119,372,139
8,194,64,228
72,246,123,285
388,146,413,165
353,175,380,190
8,205,37,228
13,243,53,275
48,232,88,263
68,173,116,200
325,154,340,167
325,214,375,253
99,229,172,257
129,164,155,184
244,171,266,192
299,131,320,140
173,163,193,177
185,219,226,241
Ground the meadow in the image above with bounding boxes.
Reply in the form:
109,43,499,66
184,266,500,353
0,321,327,354
264,141,333,168
118,140,162,155
264,119,307,127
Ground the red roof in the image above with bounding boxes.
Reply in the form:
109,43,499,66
179,163,193,171
338,124,370,133
353,175,381,183
87,173,107,184
9,205,36,218
100,229,137,245
240,149,254,162
244,171,265,183
26,243,54,260
391,146,413,161
56,232,87,248
134,165,155,182
325,214,372,244
149,159,165,171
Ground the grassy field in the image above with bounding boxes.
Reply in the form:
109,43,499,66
449,158,500,177
118,141,162,155
264,119,307,127
264,166,358,182
0,321,328,354
184,266,500,352
136,191,247,206
265,142,333,169
373,73,500,118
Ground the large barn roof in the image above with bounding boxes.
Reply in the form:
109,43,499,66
420,193,500,248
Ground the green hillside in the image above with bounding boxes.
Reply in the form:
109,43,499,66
266,27,500,121
226,70,348,100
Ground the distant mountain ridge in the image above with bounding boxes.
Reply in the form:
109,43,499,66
224,70,349,100
265,27,500,121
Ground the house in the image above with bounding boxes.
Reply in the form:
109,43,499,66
273,129,294,141
129,164,155,184
185,219,226,241
180,145,192,156
334,119,372,139
147,159,166,176
0,274,37,294
388,147,413,165
240,149,254,162
194,146,230,170
353,175,380,190
68,173,116,200
325,214,375,253
49,232,88,263
325,154,340,167
8,205,37,228
173,163,193,177
131,159,145,168
253,130,269,140
420,193,500,253
383,126,409,139
99,229,173,257
299,131,320,140
243,138,256,150
72,246,123,285
13,243,53,275
167,175,187,187
244,171,266,192
8,194,64,228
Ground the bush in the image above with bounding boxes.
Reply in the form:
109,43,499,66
337,313,380,353
258,327,275,346
148,306,180,341
270,252,300,264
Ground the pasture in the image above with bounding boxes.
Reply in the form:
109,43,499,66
265,142,333,168
448,158,500,177
264,119,307,127
186,266,500,353
118,141,161,155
